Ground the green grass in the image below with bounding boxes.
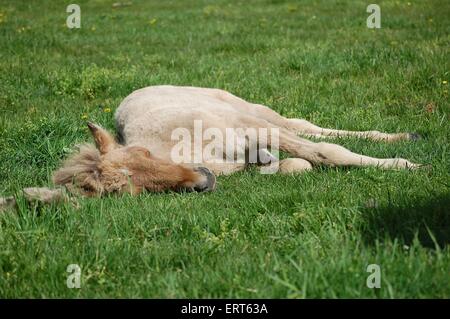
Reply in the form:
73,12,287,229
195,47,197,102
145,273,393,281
0,0,449,298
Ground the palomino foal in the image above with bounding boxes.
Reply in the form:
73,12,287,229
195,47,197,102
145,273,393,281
115,85,421,175
0,85,421,210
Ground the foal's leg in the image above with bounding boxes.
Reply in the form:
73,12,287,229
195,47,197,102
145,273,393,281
278,158,313,174
217,91,418,143
239,118,419,169
234,110,420,169
0,187,73,212
285,119,418,142
210,92,421,169
235,116,419,169
260,111,417,142
274,129,420,169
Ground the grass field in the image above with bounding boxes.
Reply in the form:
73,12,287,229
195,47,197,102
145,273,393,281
0,0,449,298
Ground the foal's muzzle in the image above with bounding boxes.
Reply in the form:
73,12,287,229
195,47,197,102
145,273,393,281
192,167,216,192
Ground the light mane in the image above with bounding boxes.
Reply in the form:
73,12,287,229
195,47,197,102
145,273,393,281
52,144,103,194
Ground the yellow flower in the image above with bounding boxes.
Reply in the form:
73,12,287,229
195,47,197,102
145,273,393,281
287,4,298,12
103,107,111,113
442,80,448,85
149,18,157,25
81,114,88,119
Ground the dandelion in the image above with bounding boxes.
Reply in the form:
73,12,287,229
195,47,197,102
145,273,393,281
149,18,157,26
103,107,111,113
442,80,448,85
81,114,88,119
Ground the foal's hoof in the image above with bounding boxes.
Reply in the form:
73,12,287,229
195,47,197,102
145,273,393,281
0,196,16,212
193,167,216,192
408,133,422,141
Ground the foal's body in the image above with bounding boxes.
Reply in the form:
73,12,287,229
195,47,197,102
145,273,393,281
115,85,419,175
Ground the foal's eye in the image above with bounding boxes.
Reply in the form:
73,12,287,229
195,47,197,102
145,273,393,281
144,150,151,157
127,147,151,158
137,149,151,157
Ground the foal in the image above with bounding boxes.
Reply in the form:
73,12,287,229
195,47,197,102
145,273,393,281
115,85,421,174
0,85,422,210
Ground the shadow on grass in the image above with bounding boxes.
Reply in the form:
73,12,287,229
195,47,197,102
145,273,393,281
360,193,450,248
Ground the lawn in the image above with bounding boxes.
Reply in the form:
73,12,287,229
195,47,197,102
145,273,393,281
0,0,449,298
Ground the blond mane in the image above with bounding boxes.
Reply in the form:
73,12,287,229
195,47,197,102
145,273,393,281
52,144,103,195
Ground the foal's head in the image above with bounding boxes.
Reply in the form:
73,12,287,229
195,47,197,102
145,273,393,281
53,122,215,196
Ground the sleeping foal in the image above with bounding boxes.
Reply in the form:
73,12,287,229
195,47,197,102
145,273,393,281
0,85,422,210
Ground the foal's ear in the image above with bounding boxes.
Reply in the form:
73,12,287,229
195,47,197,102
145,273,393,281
87,122,118,154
